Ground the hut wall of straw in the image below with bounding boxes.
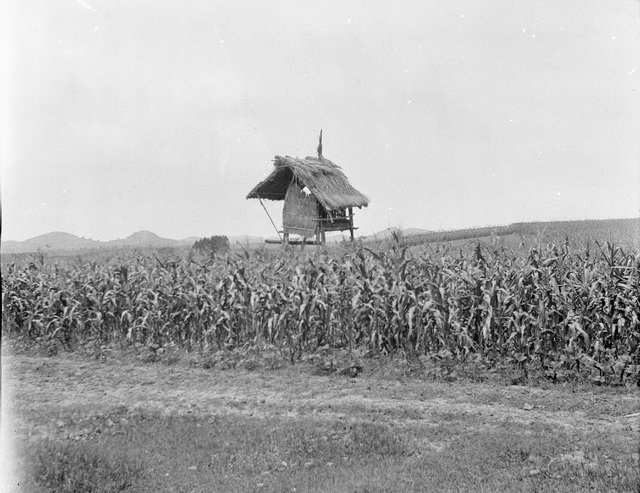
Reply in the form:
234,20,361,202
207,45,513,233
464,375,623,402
282,180,318,237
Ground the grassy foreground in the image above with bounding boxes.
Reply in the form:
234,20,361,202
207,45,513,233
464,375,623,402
16,411,639,492
3,346,639,493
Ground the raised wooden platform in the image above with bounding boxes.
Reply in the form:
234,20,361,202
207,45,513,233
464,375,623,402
264,238,318,245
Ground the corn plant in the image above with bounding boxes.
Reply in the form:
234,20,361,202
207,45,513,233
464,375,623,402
2,240,639,384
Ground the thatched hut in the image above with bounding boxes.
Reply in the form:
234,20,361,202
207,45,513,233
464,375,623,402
247,138,369,245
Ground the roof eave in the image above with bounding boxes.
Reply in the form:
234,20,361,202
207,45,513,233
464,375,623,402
247,155,369,209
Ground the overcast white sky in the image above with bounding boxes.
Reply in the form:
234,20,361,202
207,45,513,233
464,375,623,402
1,0,638,241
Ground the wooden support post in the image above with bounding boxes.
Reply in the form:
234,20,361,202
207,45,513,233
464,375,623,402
283,232,290,246
349,207,354,241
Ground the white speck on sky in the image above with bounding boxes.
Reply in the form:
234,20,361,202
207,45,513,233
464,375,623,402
0,0,638,241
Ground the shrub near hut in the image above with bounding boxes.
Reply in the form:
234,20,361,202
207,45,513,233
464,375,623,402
192,236,230,256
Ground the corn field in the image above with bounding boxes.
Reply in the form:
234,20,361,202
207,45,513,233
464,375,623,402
2,241,639,384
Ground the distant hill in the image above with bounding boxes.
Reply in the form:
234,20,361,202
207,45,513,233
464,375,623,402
0,231,204,254
108,231,182,248
364,227,432,240
179,237,201,246
3,218,636,254
402,218,640,252
2,232,103,253
1,240,21,251
403,228,432,236
228,235,265,246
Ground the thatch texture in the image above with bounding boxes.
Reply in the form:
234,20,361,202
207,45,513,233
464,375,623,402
246,155,369,211
282,181,318,237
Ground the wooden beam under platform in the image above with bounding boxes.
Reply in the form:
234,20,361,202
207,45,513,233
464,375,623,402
264,238,318,245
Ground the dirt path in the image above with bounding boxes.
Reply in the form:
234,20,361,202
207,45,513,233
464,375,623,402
4,353,639,441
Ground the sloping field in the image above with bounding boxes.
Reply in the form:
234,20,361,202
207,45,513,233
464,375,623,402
396,218,640,252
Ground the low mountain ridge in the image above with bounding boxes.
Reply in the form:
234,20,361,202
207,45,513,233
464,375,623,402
108,231,180,247
228,235,265,246
365,227,432,240
5,219,635,254
17,232,102,251
1,231,204,254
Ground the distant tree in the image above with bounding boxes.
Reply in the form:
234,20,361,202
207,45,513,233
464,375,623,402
192,235,230,256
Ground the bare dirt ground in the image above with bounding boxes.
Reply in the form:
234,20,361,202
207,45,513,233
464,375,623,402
2,350,639,490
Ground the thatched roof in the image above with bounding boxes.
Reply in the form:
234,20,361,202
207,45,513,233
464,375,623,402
246,155,369,211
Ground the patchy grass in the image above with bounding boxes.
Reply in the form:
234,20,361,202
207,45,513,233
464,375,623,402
15,407,639,492
25,440,144,492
